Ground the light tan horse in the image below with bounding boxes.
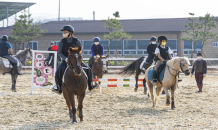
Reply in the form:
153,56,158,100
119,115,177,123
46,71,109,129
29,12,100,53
145,57,190,109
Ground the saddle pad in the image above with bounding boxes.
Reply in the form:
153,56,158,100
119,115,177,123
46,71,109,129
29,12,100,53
0,57,19,68
148,68,165,81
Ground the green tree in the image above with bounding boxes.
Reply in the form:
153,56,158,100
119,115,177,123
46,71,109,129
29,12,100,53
195,13,218,58
9,9,47,51
102,12,131,58
180,13,200,59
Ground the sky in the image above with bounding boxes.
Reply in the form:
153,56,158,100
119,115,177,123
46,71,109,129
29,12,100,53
1,0,218,26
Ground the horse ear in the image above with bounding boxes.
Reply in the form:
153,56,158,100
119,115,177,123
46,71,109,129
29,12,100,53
68,47,73,53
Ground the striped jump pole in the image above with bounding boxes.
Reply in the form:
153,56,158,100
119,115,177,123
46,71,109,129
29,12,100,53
92,78,145,92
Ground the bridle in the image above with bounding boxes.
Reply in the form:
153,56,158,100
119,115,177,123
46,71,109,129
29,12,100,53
67,53,84,92
167,60,189,77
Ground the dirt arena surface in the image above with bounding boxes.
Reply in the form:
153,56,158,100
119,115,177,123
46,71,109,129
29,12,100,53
0,74,218,129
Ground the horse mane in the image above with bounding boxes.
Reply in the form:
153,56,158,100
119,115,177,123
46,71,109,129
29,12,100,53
167,57,190,66
16,49,28,57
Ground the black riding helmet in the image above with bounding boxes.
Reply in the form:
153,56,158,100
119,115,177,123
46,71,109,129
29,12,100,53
158,36,167,42
150,36,157,41
60,25,74,33
50,42,54,45
197,53,202,56
1,35,8,41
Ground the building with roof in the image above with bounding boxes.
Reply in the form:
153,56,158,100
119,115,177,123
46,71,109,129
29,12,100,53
1,17,218,58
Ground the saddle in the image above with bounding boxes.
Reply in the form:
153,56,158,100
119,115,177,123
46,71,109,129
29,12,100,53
0,57,19,68
59,65,88,85
148,63,166,82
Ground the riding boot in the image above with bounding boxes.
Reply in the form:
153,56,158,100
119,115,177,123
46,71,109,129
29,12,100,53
87,68,99,91
199,84,203,92
195,84,200,93
13,63,22,75
152,70,157,84
52,76,62,95
144,62,149,70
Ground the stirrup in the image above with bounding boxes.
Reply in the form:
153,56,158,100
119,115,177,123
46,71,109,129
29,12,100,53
51,85,60,91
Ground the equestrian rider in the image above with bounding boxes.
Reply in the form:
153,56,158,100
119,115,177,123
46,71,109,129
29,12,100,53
144,36,158,69
152,36,172,84
52,25,99,95
191,53,207,93
88,37,104,68
0,35,22,75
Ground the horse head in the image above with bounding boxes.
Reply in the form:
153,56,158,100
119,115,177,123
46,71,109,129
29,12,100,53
94,55,108,71
169,57,190,76
26,48,33,61
68,47,82,74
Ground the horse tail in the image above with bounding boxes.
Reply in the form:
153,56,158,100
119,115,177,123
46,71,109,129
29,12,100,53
118,56,145,76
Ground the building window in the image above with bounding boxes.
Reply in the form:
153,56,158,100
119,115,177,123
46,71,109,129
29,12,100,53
83,41,93,50
101,40,109,50
167,40,177,50
124,40,136,49
111,40,122,49
213,42,218,47
183,40,202,55
137,40,150,49
28,41,38,50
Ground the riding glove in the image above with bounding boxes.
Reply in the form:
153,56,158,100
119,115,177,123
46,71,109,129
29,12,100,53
65,58,68,62
203,74,206,78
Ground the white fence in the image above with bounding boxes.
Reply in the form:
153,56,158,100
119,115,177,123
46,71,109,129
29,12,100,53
23,58,218,69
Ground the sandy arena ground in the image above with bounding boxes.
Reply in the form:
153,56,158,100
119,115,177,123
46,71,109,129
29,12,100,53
0,74,218,130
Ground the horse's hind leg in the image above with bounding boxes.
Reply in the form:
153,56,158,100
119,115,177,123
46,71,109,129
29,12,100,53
68,92,77,123
11,74,17,92
134,71,140,92
77,92,85,121
63,89,72,119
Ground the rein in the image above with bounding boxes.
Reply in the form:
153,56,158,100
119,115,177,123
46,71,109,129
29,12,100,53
67,53,84,94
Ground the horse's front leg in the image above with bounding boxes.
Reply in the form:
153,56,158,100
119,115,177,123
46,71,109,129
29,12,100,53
163,86,170,106
68,93,77,123
11,74,17,92
171,84,177,109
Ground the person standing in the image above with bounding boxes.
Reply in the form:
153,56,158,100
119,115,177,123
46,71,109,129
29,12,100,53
191,53,207,93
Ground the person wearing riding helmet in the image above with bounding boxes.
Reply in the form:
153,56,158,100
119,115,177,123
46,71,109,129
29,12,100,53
88,37,104,69
152,36,172,84
0,35,22,75
144,36,158,69
191,53,207,93
45,42,61,68
52,25,99,95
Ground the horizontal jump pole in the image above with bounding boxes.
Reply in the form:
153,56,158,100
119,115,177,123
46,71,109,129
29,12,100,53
98,84,144,87
93,78,144,81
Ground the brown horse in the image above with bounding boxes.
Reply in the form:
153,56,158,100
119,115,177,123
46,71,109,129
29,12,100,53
92,55,108,88
62,47,88,123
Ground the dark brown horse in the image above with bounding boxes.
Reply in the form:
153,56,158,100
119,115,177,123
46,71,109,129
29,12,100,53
91,55,108,88
119,56,153,95
62,47,88,123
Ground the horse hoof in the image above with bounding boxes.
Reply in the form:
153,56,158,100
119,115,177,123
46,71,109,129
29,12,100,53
72,120,77,123
11,89,16,92
166,103,170,106
134,88,137,92
143,91,147,94
171,106,176,110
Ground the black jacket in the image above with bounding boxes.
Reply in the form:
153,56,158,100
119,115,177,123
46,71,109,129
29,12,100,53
147,44,157,55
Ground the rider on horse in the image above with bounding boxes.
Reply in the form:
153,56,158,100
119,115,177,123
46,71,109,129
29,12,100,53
52,25,99,95
88,37,104,68
152,36,172,84
144,36,158,69
0,35,22,75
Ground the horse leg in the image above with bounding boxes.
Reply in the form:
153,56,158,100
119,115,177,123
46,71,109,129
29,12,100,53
155,87,162,105
171,84,177,109
134,71,140,92
77,93,85,121
147,81,155,107
163,86,170,106
68,92,77,123
63,89,72,119
11,74,17,92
